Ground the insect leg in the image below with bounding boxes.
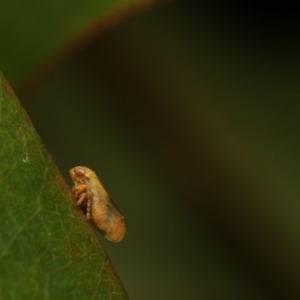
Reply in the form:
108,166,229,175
86,196,93,220
76,192,87,206
75,184,86,197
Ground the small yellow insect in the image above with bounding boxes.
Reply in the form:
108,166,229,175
69,166,126,242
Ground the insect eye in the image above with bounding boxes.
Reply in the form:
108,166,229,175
74,167,86,177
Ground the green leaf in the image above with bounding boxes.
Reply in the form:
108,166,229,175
0,71,129,299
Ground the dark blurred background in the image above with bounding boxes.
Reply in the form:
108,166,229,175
13,1,300,299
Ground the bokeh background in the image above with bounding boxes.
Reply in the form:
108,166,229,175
2,1,300,299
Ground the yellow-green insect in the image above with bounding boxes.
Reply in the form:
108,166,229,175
69,166,126,242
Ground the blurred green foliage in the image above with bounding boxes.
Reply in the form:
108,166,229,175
1,0,300,299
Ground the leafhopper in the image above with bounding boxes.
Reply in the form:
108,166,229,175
69,166,126,242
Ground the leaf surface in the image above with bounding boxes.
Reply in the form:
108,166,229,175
0,71,128,300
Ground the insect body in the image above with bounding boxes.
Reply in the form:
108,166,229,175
69,166,126,242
